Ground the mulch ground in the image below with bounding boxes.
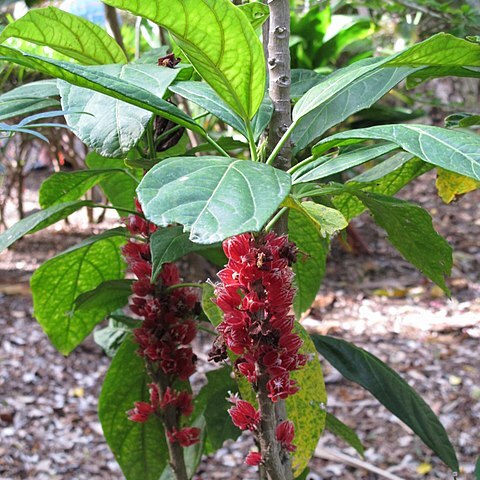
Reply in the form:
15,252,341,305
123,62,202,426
0,170,478,479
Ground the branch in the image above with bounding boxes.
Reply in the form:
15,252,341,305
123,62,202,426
104,5,127,54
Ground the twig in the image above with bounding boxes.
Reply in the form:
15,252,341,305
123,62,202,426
314,447,406,480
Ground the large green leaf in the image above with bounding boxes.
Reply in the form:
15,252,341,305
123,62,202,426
73,279,132,315
314,124,480,181
169,81,247,135
353,191,452,293
292,59,414,152
0,80,59,121
332,157,432,221
194,367,240,454
39,170,124,208
59,64,180,157
325,412,364,457
476,457,480,480
292,33,480,152
99,337,169,480
102,0,266,120
290,69,324,101
85,153,142,214
137,156,291,244
0,6,127,65
30,229,126,354
289,209,329,318
0,46,203,134
293,143,398,184
312,335,459,472
386,33,480,69
0,200,92,253
150,226,214,281
287,324,327,475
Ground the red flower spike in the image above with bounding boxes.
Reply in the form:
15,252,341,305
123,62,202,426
127,402,155,422
245,451,262,466
167,427,201,446
228,400,260,431
276,420,297,452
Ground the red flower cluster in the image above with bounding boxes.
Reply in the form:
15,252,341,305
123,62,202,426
211,232,305,463
123,202,200,447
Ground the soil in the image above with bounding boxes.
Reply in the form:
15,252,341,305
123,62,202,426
0,170,479,480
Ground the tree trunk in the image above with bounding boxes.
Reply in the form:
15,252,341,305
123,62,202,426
260,2,294,480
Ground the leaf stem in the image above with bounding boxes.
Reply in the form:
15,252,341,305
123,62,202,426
287,155,314,175
165,282,204,292
265,121,297,166
264,207,288,232
204,134,230,157
94,204,141,217
245,120,258,161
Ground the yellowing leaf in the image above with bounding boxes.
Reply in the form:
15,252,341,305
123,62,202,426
436,168,480,204
416,462,433,475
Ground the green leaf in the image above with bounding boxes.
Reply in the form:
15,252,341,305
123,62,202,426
238,2,270,29
0,46,203,134
74,279,132,314
325,412,364,457
103,0,266,120
387,33,480,69
350,151,415,183
137,156,291,244
292,33,480,152
195,367,240,453
354,191,452,292
94,317,140,357
289,209,329,318
30,229,126,354
313,124,480,181
0,80,59,121
39,170,124,208
475,456,480,480
150,226,215,281
293,143,398,184
201,283,223,327
99,337,169,480
251,96,273,142
290,69,323,101
332,157,432,221
85,153,142,214
289,324,327,475
0,200,92,253
59,64,181,157
169,81,247,136
292,58,414,152
312,335,459,472
0,6,127,65
285,197,347,238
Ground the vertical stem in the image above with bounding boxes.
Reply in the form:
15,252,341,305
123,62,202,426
147,365,189,480
264,2,294,480
266,0,293,236
104,5,126,54
256,368,287,480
